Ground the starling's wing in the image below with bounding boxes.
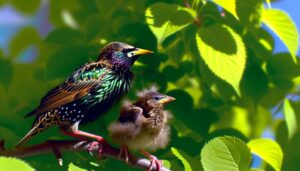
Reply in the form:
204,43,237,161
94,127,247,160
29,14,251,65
26,62,109,117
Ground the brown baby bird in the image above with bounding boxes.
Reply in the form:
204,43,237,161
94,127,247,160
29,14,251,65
108,87,175,171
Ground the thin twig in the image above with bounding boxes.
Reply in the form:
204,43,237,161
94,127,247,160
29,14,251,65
183,0,191,8
0,140,171,171
183,0,201,26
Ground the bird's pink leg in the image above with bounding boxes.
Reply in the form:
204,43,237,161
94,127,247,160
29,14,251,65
140,150,162,171
61,130,106,159
118,144,130,162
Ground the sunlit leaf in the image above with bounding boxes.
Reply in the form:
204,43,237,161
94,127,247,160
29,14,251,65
248,169,264,171
68,163,86,171
171,147,193,171
162,160,171,169
266,0,271,8
213,0,238,19
145,3,196,44
248,138,283,171
0,157,34,171
196,24,246,95
62,10,79,29
210,107,251,137
201,136,251,171
283,99,298,139
262,9,299,63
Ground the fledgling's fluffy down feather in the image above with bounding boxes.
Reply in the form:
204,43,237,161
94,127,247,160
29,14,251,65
108,87,175,151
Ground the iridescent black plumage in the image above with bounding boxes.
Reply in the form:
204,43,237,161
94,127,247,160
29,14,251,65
16,42,153,147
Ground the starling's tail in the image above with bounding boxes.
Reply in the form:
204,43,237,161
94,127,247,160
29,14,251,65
16,111,58,147
24,109,37,118
15,126,40,147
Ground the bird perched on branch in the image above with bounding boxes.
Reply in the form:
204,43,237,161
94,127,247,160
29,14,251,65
16,42,153,157
108,87,175,170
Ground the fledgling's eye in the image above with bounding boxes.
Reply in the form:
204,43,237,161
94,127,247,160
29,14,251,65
154,96,160,100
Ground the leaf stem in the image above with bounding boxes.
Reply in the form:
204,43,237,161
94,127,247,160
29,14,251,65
183,0,201,27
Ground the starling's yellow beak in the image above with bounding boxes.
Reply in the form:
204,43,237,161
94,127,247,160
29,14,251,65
158,96,176,105
127,48,153,57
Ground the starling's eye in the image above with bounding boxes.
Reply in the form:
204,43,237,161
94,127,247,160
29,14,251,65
123,48,136,58
122,48,135,53
127,52,135,58
122,49,130,53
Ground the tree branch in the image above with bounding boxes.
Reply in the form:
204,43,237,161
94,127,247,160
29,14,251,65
0,140,171,171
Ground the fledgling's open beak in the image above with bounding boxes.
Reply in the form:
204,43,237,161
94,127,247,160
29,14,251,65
158,96,176,105
127,48,153,57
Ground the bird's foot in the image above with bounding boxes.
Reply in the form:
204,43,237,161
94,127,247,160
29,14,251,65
118,145,130,163
140,150,162,171
87,138,106,160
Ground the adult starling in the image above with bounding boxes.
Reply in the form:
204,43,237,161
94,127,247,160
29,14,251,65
108,87,175,170
16,42,153,155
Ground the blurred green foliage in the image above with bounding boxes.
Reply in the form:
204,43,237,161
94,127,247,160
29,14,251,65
0,0,299,170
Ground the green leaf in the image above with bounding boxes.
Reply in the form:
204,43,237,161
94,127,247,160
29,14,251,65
46,45,92,79
262,9,299,63
162,160,171,169
0,58,13,88
247,138,283,171
0,157,34,171
0,0,6,6
68,163,86,171
10,0,40,14
145,3,196,44
172,118,203,143
196,24,246,95
236,0,263,28
213,0,238,19
266,53,300,90
248,169,264,171
45,27,84,45
283,99,298,139
210,107,251,137
201,136,251,171
171,147,193,171
9,27,40,59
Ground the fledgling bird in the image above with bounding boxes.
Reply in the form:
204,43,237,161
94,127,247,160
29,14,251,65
16,42,153,156
108,87,175,170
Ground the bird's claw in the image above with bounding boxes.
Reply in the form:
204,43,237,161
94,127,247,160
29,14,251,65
141,150,162,171
148,155,162,171
118,145,130,163
88,141,104,160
